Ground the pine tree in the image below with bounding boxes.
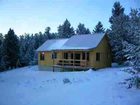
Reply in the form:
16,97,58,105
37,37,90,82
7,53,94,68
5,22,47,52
34,33,41,50
108,1,129,64
44,27,52,39
86,29,91,34
0,33,3,45
19,35,26,66
19,30,57,67
76,23,91,34
38,32,46,45
44,27,57,39
110,2,124,19
19,34,35,66
116,9,140,88
0,33,5,71
3,29,20,69
93,21,105,33
123,9,140,66
58,19,75,38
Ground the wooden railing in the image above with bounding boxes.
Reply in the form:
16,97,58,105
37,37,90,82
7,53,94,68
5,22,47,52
54,59,88,67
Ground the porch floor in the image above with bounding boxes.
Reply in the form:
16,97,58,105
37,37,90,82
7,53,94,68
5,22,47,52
53,65,92,70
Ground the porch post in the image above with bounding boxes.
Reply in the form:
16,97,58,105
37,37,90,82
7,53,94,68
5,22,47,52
85,51,87,69
80,52,82,67
73,51,75,71
62,51,64,71
52,51,55,72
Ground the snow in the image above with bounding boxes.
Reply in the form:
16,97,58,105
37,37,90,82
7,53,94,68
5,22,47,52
36,39,68,51
57,46,91,50
0,66,140,105
37,33,105,51
60,33,105,50
112,63,119,67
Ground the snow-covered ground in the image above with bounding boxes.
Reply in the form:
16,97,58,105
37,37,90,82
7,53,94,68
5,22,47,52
0,66,139,105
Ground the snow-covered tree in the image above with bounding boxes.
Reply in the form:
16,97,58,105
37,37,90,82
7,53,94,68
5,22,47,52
0,33,3,45
3,29,20,69
58,19,75,38
93,21,105,33
108,1,129,64
44,27,57,39
44,27,52,39
122,9,140,88
0,33,5,71
37,32,46,45
123,9,140,65
19,34,35,66
76,23,91,34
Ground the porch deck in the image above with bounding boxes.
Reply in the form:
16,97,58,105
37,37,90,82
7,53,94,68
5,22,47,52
53,65,91,69
53,59,91,70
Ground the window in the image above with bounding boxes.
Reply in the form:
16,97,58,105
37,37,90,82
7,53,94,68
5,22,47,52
96,53,100,61
52,52,57,59
64,53,68,59
40,52,45,60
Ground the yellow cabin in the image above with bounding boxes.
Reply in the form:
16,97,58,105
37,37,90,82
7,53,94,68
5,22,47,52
36,33,112,71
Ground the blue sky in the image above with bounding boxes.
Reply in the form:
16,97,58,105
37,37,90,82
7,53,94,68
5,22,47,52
0,0,139,35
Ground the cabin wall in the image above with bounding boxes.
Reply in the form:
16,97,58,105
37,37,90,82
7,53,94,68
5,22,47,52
38,51,62,69
89,36,112,69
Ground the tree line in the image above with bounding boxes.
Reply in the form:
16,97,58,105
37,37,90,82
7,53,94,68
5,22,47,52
0,1,140,74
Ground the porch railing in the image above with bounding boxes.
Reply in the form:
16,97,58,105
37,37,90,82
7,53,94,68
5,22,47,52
54,59,88,67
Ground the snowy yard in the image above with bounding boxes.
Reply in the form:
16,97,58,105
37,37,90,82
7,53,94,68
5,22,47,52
0,66,139,105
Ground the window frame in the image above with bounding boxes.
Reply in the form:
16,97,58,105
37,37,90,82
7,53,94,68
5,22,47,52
96,52,100,61
52,52,57,59
40,52,45,61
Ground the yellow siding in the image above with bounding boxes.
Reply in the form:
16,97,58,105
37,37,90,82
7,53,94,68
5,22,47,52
38,51,62,67
89,35,111,69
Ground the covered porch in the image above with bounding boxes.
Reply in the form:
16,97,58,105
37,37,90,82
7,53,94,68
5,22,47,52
52,51,91,70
